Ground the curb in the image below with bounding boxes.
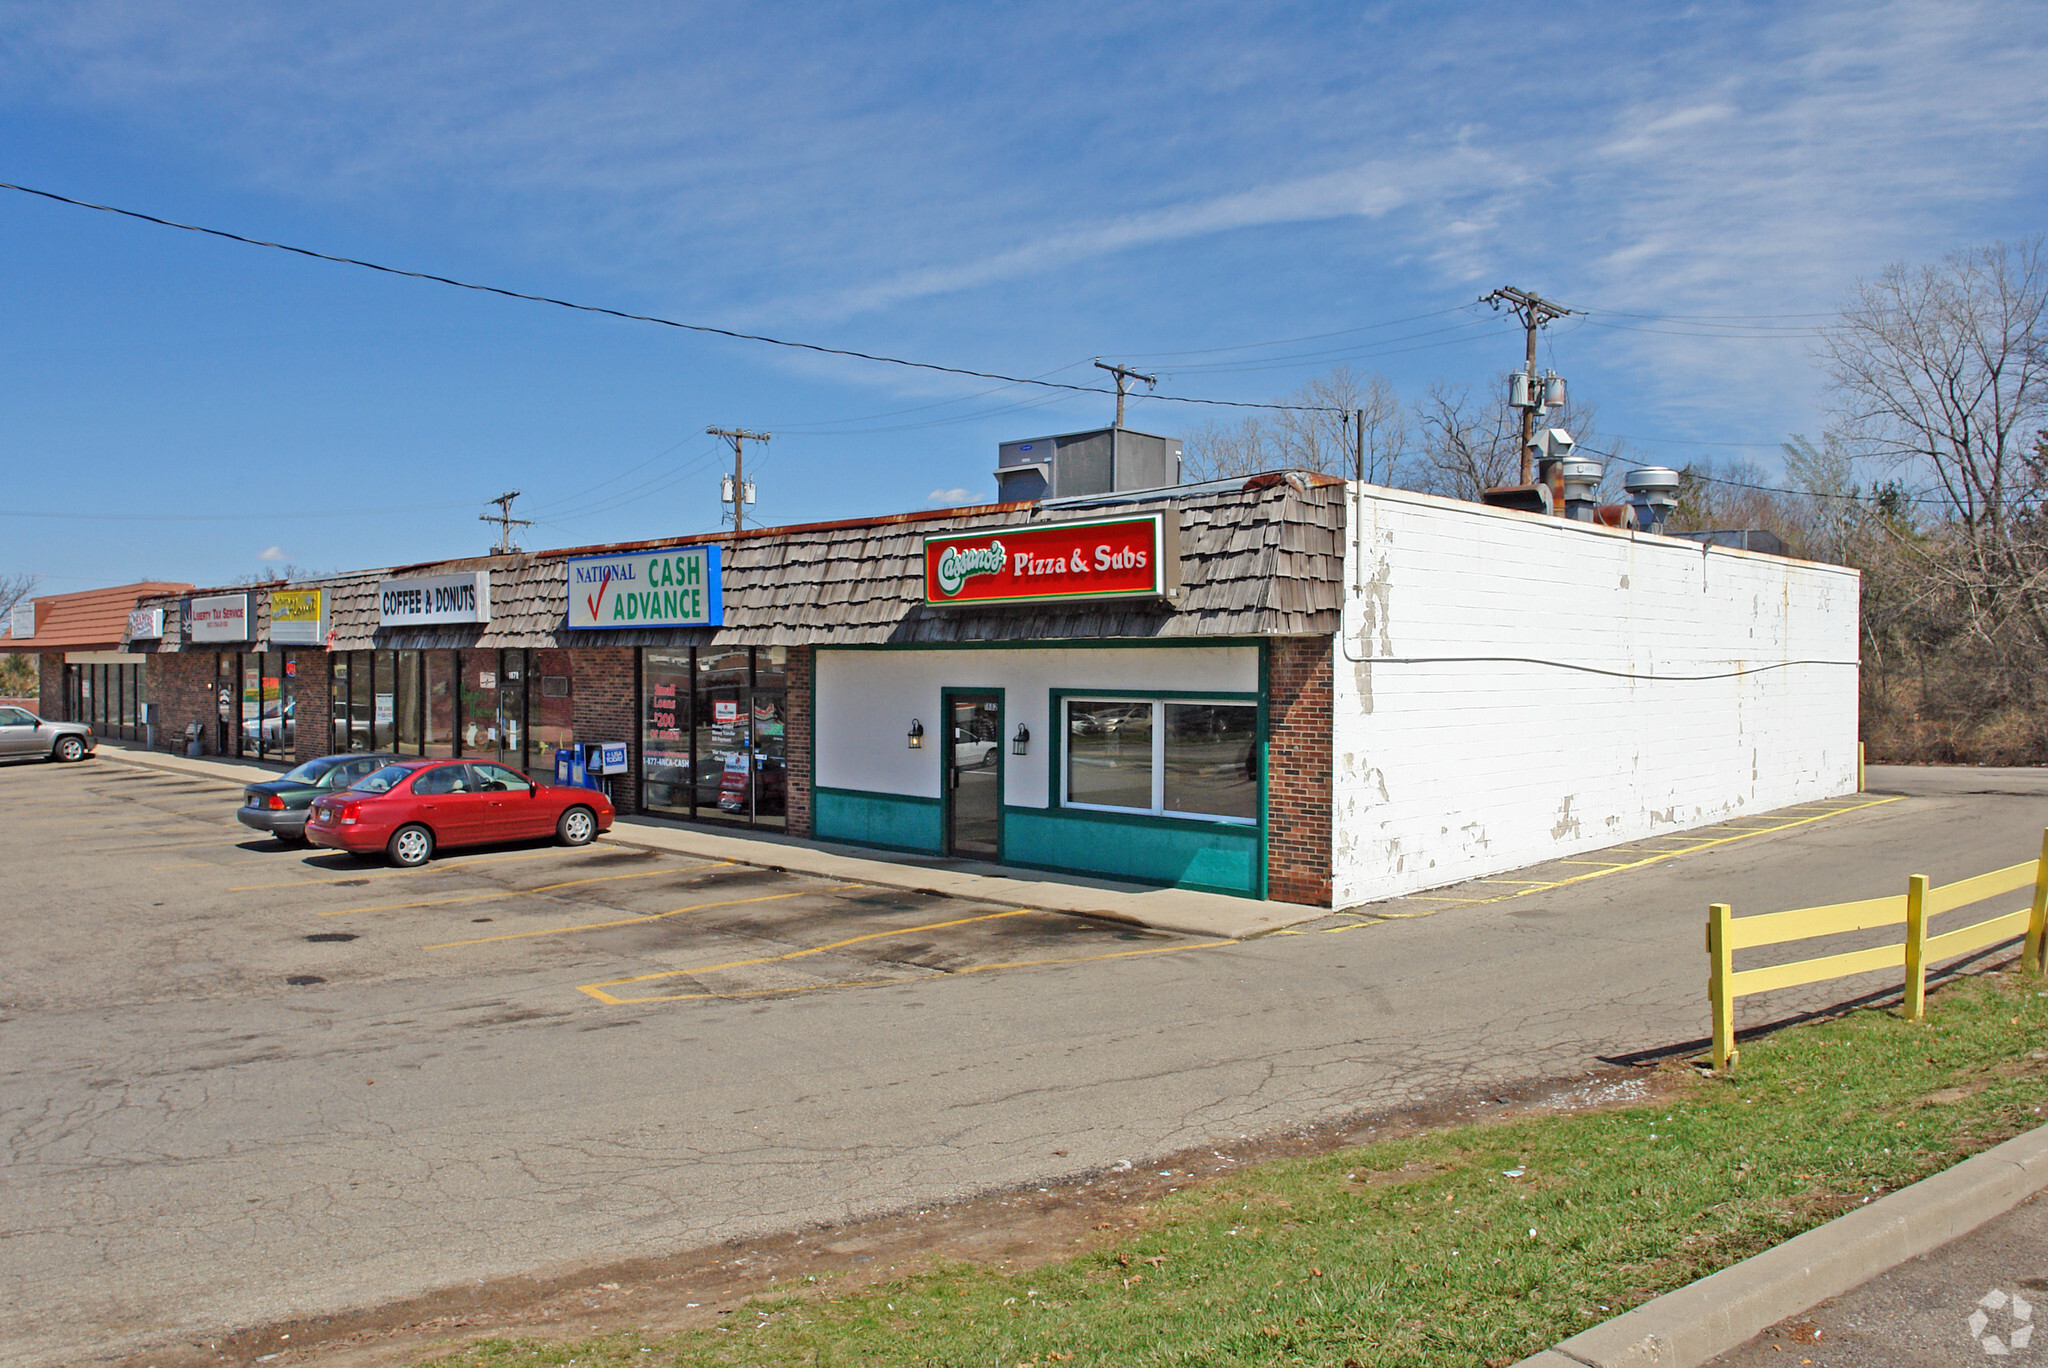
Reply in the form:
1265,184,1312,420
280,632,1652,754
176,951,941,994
1513,1121,2048,1367
88,744,1302,939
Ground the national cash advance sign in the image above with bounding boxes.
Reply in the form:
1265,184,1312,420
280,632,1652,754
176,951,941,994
567,544,723,629
378,571,491,627
923,513,1179,607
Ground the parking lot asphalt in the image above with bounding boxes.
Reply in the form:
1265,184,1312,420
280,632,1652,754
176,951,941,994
5,757,2045,1366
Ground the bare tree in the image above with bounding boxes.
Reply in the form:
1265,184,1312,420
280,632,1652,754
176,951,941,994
1181,366,1406,483
1822,239,2048,649
232,563,323,586
1409,382,1623,503
0,573,35,632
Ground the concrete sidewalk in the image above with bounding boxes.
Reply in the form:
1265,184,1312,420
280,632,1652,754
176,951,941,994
86,740,1318,939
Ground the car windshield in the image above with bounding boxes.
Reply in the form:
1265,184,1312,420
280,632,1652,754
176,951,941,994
350,763,423,794
278,758,339,785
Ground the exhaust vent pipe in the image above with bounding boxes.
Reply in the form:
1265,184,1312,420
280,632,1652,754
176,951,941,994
1623,466,1682,533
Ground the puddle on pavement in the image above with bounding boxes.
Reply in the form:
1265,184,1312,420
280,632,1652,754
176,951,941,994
305,933,358,943
284,974,327,986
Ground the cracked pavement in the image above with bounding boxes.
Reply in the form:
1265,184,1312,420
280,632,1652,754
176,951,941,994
2,761,2042,1365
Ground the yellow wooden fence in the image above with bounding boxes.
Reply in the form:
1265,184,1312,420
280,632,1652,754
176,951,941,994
1707,831,2048,1070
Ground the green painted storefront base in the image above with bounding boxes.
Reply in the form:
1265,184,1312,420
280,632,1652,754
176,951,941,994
812,786,1262,898
813,787,943,854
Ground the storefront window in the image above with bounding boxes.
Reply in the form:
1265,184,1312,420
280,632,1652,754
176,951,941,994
348,651,373,751
425,651,457,757
1065,700,1154,810
1063,697,1258,825
641,650,692,815
638,646,784,829
695,648,751,822
1163,703,1258,821
497,650,526,772
395,650,422,754
332,654,352,753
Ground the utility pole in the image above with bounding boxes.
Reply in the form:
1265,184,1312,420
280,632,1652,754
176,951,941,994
1479,287,1576,484
707,426,769,531
1353,409,1365,483
1094,360,1157,428
480,491,533,554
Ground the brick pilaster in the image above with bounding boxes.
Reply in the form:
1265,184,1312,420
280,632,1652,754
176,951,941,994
784,646,813,837
1265,636,1334,906
571,646,639,813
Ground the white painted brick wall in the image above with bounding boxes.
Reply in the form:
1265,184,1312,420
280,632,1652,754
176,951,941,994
1331,483,1861,908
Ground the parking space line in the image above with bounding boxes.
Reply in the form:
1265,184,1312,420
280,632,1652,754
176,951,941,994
1277,794,1906,935
234,848,626,891
428,882,866,949
319,863,731,917
589,938,1241,1005
574,906,1036,1000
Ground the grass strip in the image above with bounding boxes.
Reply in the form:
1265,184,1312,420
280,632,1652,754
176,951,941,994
422,969,2048,1368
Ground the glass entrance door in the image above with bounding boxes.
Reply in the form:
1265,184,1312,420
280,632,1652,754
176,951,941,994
944,691,1002,860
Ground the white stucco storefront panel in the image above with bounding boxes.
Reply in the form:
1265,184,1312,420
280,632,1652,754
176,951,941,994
1331,483,1860,908
814,644,1259,806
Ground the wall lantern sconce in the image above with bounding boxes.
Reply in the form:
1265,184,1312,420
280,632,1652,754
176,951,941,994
907,719,924,749
1012,724,1030,756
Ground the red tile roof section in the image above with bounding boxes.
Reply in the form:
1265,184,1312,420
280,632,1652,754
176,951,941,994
1,582,193,650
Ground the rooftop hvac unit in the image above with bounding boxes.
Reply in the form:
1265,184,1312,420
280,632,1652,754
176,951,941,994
994,427,1182,502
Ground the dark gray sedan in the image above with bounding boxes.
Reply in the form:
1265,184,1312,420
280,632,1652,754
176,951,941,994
237,753,401,842
0,706,94,762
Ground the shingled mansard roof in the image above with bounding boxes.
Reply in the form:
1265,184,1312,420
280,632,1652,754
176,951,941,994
136,476,1347,651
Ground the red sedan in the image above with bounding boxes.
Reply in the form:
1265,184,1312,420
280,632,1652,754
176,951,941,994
306,758,614,867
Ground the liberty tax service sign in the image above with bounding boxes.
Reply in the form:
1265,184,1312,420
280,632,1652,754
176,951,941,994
378,571,491,627
188,593,253,643
267,588,326,645
566,544,723,629
923,513,1180,607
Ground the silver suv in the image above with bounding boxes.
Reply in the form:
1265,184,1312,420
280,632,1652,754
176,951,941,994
0,706,95,762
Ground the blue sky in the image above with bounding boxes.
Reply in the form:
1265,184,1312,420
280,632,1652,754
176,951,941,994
3,0,2045,589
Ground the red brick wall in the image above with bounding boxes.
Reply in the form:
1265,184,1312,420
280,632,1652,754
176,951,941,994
572,646,639,813
1265,636,1334,907
37,654,64,718
287,651,333,763
785,646,812,837
147,651,225,753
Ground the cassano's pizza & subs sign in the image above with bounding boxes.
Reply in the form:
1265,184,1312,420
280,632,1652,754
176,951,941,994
923,512,1180,607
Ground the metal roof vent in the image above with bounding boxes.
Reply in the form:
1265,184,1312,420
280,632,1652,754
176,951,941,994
1624,466,1682,533
995,427,1182,502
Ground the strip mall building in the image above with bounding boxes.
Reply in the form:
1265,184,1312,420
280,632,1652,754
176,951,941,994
13,472,1860,907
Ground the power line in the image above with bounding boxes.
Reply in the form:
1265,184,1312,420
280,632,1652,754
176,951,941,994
0,502,473,522
0,180,1346,415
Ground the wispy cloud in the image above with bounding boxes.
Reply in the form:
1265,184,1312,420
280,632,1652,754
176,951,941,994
257,545,287,561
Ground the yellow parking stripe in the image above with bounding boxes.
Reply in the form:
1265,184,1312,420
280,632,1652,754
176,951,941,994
318,864,729,917
1279,794,1905,935
574,906,1035,998
428,882,868,949
588,938,1240,1004
234,848,647,891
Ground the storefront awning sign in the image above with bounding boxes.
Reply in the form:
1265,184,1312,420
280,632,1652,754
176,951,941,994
126,608,164,641
188,593,253,643
566,544,723,629
268,588,326,645
9,601,34,640
923,512,1180,607
378,571,491,627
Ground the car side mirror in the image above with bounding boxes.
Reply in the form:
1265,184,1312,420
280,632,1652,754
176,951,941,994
528,786,538,798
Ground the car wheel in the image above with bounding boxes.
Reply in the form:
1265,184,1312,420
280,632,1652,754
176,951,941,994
387,823,435,868
557,806,597,847
52,735,87,763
